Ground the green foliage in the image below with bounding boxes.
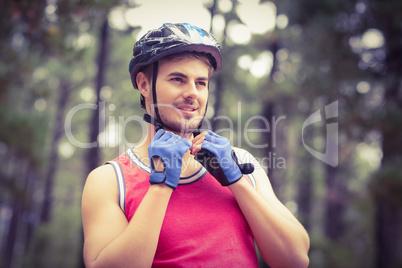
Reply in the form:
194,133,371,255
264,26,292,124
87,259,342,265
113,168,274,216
23,205,82,268
0,105,48,168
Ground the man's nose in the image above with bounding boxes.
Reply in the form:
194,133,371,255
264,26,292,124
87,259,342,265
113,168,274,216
182,82,198,99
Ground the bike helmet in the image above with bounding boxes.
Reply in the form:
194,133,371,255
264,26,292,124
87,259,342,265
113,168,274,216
129,22,222,89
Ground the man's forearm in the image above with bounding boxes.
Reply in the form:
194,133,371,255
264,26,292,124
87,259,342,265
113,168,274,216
229,178,310,268
86,184,173,268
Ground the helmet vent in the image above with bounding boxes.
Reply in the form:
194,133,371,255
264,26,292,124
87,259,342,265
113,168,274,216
144,40,161,46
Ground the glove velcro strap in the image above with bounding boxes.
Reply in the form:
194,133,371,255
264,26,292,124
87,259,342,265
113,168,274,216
149,172,177,189
149,155,176,189
149,172,167,184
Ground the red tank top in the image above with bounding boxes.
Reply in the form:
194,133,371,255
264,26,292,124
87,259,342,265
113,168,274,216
107,148,258,267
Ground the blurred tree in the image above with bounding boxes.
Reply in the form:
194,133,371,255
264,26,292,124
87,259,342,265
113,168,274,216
78,15,110,268
260,35,280,193
1,0,117,267
41,81,71,223
269,0,402,268
364,1,402,267
207,0,242,132
270,0,380,267
85,18,109,178
0,1,49,267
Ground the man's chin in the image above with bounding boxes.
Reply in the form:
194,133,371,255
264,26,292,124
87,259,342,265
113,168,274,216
163,122,201,135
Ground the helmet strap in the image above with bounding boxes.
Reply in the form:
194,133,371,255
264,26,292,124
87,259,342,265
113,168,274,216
143,113,163,132
151,62,163,126
142,61,164,132
140,95,146,109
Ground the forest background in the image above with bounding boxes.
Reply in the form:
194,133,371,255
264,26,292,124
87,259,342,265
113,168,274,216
0,0,401,267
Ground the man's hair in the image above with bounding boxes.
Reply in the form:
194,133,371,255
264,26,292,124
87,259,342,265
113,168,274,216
139,51,215,84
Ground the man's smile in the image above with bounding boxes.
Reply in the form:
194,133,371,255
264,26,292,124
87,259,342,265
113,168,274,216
176,104,199,114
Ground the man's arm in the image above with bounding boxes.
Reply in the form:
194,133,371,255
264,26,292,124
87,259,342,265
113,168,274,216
82,164,173,268
191,133,309,268
229,148,310,268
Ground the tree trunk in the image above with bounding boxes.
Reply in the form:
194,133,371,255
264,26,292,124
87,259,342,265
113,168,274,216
79,17,109,268
208,0,224,132
261,38,280,193
3,156,37,268
261,102,276,187
296,156,313,232
371,1,402,267
295,103,315,232
375,200,401,268
40,81,71,223
324,165,345,240
4,202,20,268
211,75,223,131
85,19,109,176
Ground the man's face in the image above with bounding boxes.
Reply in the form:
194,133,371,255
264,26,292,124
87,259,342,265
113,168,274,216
147,57,210,134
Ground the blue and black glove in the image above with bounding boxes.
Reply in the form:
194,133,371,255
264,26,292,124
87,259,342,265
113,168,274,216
195,131,254,186
148,129,191,189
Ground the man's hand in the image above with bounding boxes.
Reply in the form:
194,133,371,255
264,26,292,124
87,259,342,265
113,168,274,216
192,131,249,186
148,129,191,189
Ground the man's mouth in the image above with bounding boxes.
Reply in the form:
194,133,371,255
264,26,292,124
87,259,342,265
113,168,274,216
177,106,198,112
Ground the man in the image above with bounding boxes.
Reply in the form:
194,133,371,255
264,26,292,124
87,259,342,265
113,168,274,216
82,23,309,267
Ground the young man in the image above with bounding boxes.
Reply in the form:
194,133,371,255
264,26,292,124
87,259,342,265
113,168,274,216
82,23,310,267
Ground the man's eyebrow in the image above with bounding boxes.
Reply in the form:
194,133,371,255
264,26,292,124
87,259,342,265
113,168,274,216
168,72,187,78
168,72,209,81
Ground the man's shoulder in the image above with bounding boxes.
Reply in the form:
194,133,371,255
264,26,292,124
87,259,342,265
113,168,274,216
86,164,117,187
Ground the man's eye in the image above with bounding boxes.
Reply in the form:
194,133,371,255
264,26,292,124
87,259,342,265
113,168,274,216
197,81,207,87
171,77,183,83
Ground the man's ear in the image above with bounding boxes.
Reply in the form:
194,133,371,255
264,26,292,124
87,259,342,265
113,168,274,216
136,72,150,98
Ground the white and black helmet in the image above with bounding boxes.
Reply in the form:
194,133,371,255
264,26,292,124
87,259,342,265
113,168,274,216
129,23,222,89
